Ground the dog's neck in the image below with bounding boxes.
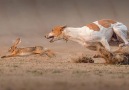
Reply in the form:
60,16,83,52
62,27,84,42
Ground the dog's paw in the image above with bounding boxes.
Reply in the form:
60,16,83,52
119,43,129,47
93,54,101,58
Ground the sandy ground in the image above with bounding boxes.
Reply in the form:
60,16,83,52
0,38,129,90
0,0,129,90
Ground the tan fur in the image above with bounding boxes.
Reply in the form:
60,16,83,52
1,38,55,58
98,19,116,28
86,23,100,31
51,26,66,36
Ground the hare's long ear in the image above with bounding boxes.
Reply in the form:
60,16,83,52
13,38,21,46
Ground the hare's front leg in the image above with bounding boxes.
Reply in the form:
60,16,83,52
1,54,16,58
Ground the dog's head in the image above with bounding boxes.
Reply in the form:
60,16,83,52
45,26,67,43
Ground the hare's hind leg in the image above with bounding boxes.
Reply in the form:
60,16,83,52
33,46,56,57
44,50,56,58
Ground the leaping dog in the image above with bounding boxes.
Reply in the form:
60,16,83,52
45,19,129,51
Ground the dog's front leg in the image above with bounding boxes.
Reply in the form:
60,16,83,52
100,37,111,51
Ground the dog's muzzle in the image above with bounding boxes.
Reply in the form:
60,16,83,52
45,35,53,39
45,35,54,43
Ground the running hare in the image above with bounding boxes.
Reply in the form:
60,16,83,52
1,38,55,58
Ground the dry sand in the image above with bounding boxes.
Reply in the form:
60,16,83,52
0,0,129,90
1,39,129,90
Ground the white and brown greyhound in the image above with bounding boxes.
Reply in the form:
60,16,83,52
45,19,129,51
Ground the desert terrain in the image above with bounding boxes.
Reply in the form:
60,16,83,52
0,0,129,90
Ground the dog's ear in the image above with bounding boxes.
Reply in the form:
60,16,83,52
61,25,67,31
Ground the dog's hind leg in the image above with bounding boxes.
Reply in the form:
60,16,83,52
113,24,129,45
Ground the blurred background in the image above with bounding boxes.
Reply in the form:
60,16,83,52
0,0,129,46
0,1,129,89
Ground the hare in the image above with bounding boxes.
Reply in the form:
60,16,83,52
1,38,55,58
